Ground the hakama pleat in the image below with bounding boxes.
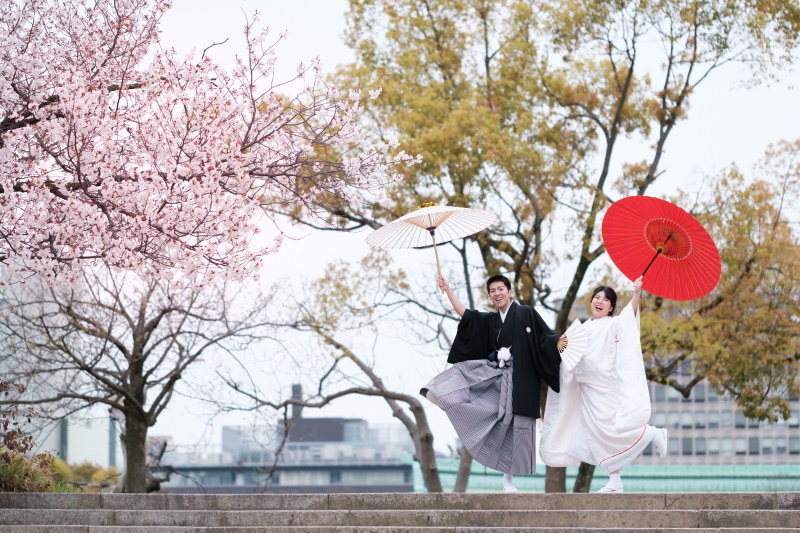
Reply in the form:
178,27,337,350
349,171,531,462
420,360,536,475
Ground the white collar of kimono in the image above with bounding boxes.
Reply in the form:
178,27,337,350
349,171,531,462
499,300,516,323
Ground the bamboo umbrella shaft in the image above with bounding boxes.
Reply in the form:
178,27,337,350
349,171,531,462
432,233,444,294
428,213,445,294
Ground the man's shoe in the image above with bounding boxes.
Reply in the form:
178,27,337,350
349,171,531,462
502,486,518,493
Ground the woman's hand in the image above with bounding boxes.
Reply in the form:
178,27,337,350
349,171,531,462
557,334,568,353
633,275,643,295
631,275,643,317
438,275,451,293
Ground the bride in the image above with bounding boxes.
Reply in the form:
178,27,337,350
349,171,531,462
540,275,668,493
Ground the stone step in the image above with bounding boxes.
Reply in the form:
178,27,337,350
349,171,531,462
0,526,798,533
1,493,799,511
1,509,800,529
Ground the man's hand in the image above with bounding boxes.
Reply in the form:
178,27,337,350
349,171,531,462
439,275,466,317
557,334,568,353
438,276,451,293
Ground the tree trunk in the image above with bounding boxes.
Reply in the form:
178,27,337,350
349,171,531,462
415,419,443,492
453,446,472,492
540,381,567,493
545,466,567,493
124,407,149,493
573,462,595,493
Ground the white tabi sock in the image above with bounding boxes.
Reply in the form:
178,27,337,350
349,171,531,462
597,473,623,493
502,473,517,493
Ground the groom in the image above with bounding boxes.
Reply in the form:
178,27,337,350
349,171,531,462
422,274,564,492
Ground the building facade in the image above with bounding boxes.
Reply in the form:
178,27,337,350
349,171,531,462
33,417,118,469
640,382,800,463
161,413,415,494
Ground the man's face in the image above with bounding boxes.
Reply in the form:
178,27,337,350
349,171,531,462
488,281,513,311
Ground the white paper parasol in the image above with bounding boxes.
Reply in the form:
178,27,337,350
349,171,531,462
559,318,588,372
366,203,498,291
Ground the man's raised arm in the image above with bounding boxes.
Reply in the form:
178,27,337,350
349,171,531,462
438,276,466,318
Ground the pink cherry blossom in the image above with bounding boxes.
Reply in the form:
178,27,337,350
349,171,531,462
0,0,416,285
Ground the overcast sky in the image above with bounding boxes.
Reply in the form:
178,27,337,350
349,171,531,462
146,0,800,455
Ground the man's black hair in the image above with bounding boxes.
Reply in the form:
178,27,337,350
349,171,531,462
486,274,512,293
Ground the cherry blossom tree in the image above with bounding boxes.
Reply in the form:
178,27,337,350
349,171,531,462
0,0,416,285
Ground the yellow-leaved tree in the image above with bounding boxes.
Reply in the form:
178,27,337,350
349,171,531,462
276,0,800,492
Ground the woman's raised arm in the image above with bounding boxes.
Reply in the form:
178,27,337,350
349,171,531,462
631,276,643,317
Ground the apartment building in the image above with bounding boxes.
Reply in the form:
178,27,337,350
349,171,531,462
640,382,800,463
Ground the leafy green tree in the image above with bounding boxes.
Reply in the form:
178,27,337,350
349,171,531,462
281,0,800,492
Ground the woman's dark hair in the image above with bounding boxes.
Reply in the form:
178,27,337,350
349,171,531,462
591,286,618,316
486,274,511,293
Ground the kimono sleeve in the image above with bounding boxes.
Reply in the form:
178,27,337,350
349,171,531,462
447,308,495,365
529,308,562,393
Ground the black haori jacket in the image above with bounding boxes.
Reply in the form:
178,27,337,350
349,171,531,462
447,301,562,418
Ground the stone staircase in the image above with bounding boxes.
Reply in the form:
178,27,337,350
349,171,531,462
1,492,799,532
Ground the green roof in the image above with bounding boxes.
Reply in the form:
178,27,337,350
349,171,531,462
403,456,800,493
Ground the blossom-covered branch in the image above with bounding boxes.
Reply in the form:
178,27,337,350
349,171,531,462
0,0,418,284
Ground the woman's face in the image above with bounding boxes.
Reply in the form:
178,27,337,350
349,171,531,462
591,290,613,319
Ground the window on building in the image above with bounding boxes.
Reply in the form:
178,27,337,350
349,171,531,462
735,412,747,428
776,437,787,455
404,471,412,483
789,411,799,428
762,437,773,455
748,418,759,429
669,411,680,429
749,437,759,455
669,437,680,456
695,437,706,455
708,387,719,403
708,437,720,456
653,411,667,427
668,387,680,403
643,442,653,456
789,392,799,401
721,411,733,428
329,471,342,484
655,385,666,403
695,384,706,402
695,411,706,429
722,437,734,456
790,437,800,455
775,417,786,428
682,437,692,455
682,411,693,429
708,411,719,429
735,437,747,455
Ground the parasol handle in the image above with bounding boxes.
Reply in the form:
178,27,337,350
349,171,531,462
430,230,444,294
427,213,445,294
641,233,673,278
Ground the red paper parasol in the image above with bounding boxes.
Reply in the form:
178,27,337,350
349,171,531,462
602,196,721,301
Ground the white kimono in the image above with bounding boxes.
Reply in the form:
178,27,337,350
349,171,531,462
540,304,654,473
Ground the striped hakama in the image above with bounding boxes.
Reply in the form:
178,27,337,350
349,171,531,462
420,359,536,475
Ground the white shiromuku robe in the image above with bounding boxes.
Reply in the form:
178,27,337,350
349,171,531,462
540,303,654,474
